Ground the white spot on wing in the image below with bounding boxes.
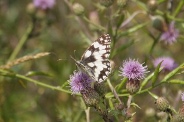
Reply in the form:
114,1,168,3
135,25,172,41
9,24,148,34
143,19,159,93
100,37,103,41
84,50,92,58
87,62,94,67
93,52,103,59
93,42,100,48
99,45,106,50
105,71,110,75
105,54,110,58
99,78,103,82
98,50,106,55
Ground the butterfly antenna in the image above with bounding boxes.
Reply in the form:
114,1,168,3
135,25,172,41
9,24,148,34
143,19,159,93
70,50,78,62
49,52,67,62
70,55,77,63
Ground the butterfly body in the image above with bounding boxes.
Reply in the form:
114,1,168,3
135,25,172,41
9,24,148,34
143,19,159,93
72,34,111,83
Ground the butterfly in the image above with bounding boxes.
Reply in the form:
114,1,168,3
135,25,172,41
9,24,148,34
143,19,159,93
71,34,111,83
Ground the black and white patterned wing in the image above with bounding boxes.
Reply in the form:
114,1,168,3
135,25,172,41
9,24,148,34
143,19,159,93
80,34,111,83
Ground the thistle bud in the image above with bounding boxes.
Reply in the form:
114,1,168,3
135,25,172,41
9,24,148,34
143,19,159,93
147,0,158,12
27,3,36,15
171,114,184,122
100,0,114,7
94,82,107,97
126,80,140,94
152,16,167,32
72,3,84,16
81,87,100,107
155,97,169,112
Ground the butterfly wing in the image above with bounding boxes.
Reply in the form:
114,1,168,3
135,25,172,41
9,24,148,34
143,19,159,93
80,34,111,82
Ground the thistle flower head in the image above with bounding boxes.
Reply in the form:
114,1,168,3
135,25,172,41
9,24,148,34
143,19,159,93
120,59,148,80
153,57,177,72
33,0,55,10
69,71,93,94
160,21,179,45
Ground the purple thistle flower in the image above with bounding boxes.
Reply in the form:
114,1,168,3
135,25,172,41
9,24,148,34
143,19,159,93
181,92,184,102
33,0,55,10
69,71,93,94
153,57,177,72
120,59,148,80
160,21,179,45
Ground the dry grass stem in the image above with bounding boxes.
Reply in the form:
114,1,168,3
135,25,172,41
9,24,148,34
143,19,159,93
0,52,50,69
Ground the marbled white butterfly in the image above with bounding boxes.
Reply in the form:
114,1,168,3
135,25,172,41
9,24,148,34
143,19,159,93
71,34,111,83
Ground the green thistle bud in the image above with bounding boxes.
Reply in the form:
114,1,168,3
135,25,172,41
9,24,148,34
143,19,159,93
100,0,114,7
147,0,158,12
152,16,167,32
94,82,107,97
26,3,36,15
72,3,84,16
172,114,184,122
81,87,100,107
155,97,169,112
126,80,140,94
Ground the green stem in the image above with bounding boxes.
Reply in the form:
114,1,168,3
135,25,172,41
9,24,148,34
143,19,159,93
82,16,106,31
149,34,160,55
116,77,128,92
137,62,184,95
73,110,84,122
16,74,71,93
107,79,123,104
8,22,34,61
85,107,90,122
169,79,184,84
0,69,73,94
173,0,184,17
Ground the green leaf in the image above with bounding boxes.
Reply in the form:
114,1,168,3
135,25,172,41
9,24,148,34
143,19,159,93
132,0,148,11
140,67,162,91
116,14,125,28
111,39,134,58
130,102,141,109
116,77,128,92
117,23,147,38
161,62,184,83
151,61,163,86
169,79,184,84
148,91,158,99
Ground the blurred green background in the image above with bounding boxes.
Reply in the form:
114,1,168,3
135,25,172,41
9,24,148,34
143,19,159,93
0,0,184,122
